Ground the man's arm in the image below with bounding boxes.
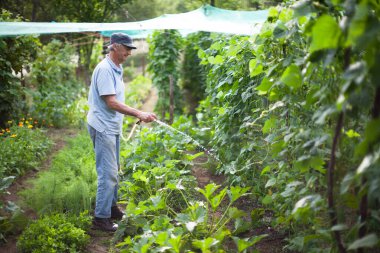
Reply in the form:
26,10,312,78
103,95,157,122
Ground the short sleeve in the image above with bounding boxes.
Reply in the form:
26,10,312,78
96,67,116,96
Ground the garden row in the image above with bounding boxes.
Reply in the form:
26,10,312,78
146,1,380,251
189,2,380,252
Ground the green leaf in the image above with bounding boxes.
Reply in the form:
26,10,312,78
279,8,294,23
331,224,349,231
249,59,263,77
233,235,268,253
251,208,265,223
234,218,251,234
357,153,377,174
150,195,166,209
155,232,169,246
309,156,325,174
210,188,227,211
345,129,361,138
208,55,224,65
262,195,272,205
268,7,278,19
228,186,250,203
260,166,271,176
348,234,379,250
280,64,302,89
273,22,287,39
197,183,219,201
255,77,272,95
228,207,246,219
262,117,277,134
192,237,219,252
309,15,342,52
218,107,226,115
169,235,182,253
265,178,276,188
346,2,368,46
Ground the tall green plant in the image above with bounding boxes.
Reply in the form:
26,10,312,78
197,1,380,252
148,30,183,120
181,32,212,116
0,10,40,126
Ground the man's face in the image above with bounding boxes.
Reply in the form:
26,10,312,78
116,44,132,63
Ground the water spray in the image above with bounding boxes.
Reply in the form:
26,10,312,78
153,119,221,163
121,118,221,162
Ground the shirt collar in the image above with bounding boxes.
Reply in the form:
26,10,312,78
106,54,122,75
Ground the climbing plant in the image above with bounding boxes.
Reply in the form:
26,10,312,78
197,0,380,252
148,30,183,121
181,32,212,115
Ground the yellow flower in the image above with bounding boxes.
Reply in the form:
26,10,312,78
29,118,33,121
10,134,17,138
25,120,29,124
28,125,33,129
18,122,23,127
7,120,12,124
6,128,10,133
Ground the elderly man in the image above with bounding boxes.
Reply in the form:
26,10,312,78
87,33,156,232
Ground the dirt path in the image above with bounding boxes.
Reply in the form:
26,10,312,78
0,128,78,253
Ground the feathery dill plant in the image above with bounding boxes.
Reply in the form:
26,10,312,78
21,131,97,214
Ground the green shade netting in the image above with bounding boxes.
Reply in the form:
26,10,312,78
0,5,268,38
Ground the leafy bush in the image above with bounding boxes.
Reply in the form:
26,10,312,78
17,212,91,253
0,10,40,126
21,131,96,215
0,122,51,178
27,40,84,128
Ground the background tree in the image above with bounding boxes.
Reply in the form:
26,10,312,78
0,0,132,84
0,10,40,126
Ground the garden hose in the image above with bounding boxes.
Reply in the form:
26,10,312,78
121,120,141,142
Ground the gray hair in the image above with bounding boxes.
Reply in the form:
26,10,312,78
109,43,122,51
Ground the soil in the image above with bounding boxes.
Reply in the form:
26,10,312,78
0,128,78,253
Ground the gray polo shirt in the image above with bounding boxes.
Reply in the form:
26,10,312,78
87,55,125,134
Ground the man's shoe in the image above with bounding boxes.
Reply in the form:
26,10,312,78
92,217,118,232
111,205,125,220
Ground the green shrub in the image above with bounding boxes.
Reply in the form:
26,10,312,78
21,131,96,215
27,40,84,128
0,10,40,126
17,212,91,253
0,123,51,178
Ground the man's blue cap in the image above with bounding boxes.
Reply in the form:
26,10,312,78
110,32,137,49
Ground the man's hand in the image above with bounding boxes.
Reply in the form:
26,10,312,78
138,111,157,123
